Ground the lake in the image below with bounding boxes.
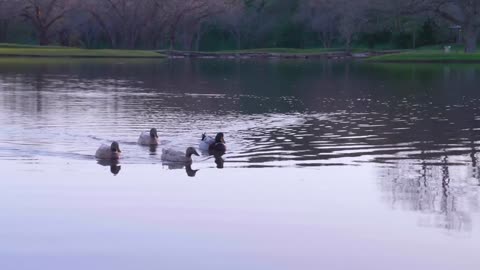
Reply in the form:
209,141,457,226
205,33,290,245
0,58,479,270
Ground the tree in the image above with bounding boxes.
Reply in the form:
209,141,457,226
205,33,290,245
0,0,22,42
21,0,77,45
296,0,338,48
83,0,161,49
162,0,227,50
300,0,370,52
431,0,480,53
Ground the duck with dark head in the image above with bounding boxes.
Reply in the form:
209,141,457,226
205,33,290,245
209,132,226,153
95,141,122,160
138,128,159,146
200,132,227,152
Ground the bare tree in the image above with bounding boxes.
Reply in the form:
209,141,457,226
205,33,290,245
0,0,22,42
21,0,77,45
83,0,161,49
161,0,227,50
432,0,480,53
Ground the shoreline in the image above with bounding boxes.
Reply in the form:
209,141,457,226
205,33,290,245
0,45,165,59
1,44,479,63
0,54,164,59
161,50,401,60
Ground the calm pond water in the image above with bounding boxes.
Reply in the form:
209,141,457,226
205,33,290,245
1,58,479,270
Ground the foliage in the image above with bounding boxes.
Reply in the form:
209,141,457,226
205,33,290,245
0,0,478,52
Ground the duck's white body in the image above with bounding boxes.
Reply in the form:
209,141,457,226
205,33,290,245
95,144,121,160
199,135,215,151
138,131,159,145
161,147,199,163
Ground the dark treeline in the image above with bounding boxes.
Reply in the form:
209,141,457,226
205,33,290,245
0,0,479,52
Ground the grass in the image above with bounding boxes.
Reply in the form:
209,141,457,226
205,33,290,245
369,50,480,62
3,43,479,62
0,43,164,58
368,44,480,62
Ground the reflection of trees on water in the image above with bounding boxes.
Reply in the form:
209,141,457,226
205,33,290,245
379,148,479,232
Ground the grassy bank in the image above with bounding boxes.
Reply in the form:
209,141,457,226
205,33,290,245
369,48,480,63
0,44,164,58
203,47,379,55
212,47,344,54
3,43,479,62
161,47,386,60
213,46,480,63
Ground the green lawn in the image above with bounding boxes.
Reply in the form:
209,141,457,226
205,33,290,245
0,44,164,58
369,50,480,62
4,43,480,62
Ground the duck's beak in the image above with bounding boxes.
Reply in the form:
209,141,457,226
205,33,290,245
222,138,226,144
194,150,200,156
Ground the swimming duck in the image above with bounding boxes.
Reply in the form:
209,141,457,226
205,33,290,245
209,133,226,152
161,147,199,163
199,132,226,152
95,142,122,160
138,128,159,145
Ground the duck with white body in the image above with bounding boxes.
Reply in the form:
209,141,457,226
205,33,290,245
138,128,159,145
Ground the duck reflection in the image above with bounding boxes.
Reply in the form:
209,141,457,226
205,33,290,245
215,156,225,169
149,144,158,155
97,159,122,176
209,149,226,169
163,162,199,177
186,164,199,177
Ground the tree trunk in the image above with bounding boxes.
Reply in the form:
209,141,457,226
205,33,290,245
0,20,8,42
463,25,478,53
169,28,176,50
38,29,49,45
236,33,241,50
195,33,201,51
412,31,416,49
189,32,197,51
345,35,352,53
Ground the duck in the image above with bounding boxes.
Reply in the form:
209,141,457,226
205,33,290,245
138,128,159,145
209,133,227,152
95,142,122,160
199,133,216,151
199,132,226,152
161,147,199,163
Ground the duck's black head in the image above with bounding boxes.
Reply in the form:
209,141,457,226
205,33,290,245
215,132,225,144
150,128,159,139
111,141,121,153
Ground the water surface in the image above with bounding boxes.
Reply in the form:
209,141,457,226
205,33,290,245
1,58,479,270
